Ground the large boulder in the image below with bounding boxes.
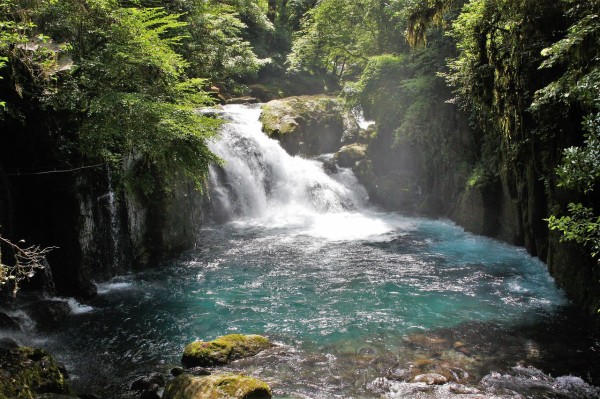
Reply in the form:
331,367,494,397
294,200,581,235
333,143,367,168
260,95,355,156
163,373,271,399
181,334,272,367
0,346,74,398
182,334,271,368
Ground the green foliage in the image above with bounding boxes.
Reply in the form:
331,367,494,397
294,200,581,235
288,0,405,78
70,6,222,191
179,1,271,91
547,203,600,257
537,1,600,259
0,1,237,197
534,0,600,111
556,113,600,193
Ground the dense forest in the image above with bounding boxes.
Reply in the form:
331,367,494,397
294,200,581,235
1,0,600,398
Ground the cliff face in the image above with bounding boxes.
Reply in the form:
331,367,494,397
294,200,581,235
0,109,204,297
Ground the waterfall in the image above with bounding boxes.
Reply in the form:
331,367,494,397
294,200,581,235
207,104,368,226
105,167,121,272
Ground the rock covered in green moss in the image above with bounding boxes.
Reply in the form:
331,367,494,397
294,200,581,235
182,334,271,368
163,373,271,399
334,143,367,168
0,346,74,399
259,95,353,156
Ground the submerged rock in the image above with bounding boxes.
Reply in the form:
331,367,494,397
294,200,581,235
182,334,271,368
411,373,448,385
0,346,73,398
163,373,271,399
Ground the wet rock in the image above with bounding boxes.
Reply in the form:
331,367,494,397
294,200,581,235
182,334,271,368
0,311,21,331
140,391,160,399
333,143,367,168
76,283,98,302
26,300,71,330
163,373,271,399
77,394,102,399
386,368,411,381
34,394,78,398
188,367,211,376
0,346,73,398
148,372,165,387
411,373,448,385
171,366,185,377
448,383,480,394
131,377,152,391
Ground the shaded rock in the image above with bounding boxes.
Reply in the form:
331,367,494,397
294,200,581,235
0,337,19,353
259,95,353,156
76,394,102,399
182,334,271,368
411,373,448,385
171,367,185,377
0,346,73,398
163,373,271,399
333,143,367,168
131,377,153,391
0,312,21,331
26,300,71,330
140,391,160,399
34,394,78,398
75,283,98,302
226,97,259,105
148,372,165,387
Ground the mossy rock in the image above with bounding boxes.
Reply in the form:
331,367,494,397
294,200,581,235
259,95,350,156
334,143,367,168
182,334,271,368
0,346,73,399
163,373,271,399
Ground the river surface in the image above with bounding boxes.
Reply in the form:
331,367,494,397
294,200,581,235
5,105,600,398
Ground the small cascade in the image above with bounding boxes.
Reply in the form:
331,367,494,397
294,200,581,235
95,166,123,274
208,104,368,225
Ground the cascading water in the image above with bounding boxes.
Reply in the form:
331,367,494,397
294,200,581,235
208,104,367,220
22,104,599,399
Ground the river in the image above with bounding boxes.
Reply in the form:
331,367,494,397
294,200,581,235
15,105,600,398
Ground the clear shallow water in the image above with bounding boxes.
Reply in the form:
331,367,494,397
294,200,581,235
7,104,599,398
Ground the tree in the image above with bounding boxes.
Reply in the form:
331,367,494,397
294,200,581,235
287,0,404,78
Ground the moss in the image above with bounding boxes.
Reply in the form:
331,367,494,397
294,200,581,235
163,373,271,399
259,95,348,156
334,143,367,167
0,346,74,399
182,334,271,368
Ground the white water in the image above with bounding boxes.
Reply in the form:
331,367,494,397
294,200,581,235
208,104,412,240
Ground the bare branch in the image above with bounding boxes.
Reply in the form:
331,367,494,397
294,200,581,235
0,234,56,295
